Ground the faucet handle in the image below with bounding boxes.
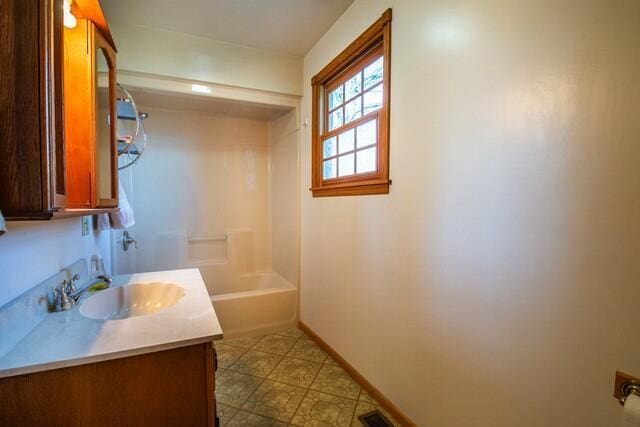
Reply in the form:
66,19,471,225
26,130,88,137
56,281,74,311
65,274,81,294
64,279,74,294
53,287,61,310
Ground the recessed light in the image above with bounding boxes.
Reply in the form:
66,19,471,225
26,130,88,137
191,84,211,94
63,0,77,28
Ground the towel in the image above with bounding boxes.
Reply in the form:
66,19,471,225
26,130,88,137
110,182,135,229
97,182,135,230
97,212,110,230
0,210,6,236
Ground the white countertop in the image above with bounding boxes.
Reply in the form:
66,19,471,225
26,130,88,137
0,269,223,378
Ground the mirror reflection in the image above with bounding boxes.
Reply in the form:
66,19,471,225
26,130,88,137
96,47,112,202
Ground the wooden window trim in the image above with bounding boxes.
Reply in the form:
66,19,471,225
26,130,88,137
311,8,392,197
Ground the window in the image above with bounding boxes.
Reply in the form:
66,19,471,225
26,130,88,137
311,9,392,197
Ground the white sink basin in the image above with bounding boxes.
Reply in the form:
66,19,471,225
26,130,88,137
80,282,185,320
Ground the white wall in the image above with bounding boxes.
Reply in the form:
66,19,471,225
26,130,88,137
300,1,640,426
110,23,303,96
0,219,111,307
269,110,300,285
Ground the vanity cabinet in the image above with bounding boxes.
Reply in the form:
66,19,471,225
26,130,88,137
0,343,218,426
0,0,118,220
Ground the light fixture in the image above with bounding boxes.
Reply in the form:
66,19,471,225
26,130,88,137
63,0,77,29
191,84,212,94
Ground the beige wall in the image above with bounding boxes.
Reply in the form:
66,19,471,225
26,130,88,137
110,23,303,96
300,1,640,425
269,110,300,285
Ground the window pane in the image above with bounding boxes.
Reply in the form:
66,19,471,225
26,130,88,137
344,73,362,100
364,57,383,89
329,108,343,131
356,119,377,148
323,158,337,179
363,84,383,114
329,86,344,110
344,96,362,124
338,128,355,154
356,147,377,173
338,153,355,177
323,137,337,158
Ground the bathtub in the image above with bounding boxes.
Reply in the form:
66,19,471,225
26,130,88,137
197,264,298,337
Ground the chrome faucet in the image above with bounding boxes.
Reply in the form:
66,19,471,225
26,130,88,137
68,274,113,304
53,273,113,311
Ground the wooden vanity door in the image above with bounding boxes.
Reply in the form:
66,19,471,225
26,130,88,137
0,342,217,426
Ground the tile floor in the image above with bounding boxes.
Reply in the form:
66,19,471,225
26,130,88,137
215,327,400,426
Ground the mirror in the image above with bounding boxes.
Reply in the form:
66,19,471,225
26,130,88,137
95,47,115,204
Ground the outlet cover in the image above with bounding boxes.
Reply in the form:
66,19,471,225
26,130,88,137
81,216,90,236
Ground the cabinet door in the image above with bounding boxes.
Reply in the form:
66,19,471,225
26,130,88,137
0,0,65,217
64,19,118,209
93,26,118,207
64,19,93,208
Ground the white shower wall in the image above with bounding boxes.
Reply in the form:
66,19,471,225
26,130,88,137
269,110,299,285
114,98,299,292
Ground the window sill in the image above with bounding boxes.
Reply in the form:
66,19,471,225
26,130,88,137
310,179,390,197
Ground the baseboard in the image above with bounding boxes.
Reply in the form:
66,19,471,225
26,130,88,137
298,321,416,427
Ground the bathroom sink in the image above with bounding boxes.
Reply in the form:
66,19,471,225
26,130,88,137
79,282,185,320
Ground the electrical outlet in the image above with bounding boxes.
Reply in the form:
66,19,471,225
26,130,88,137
81,216,90,236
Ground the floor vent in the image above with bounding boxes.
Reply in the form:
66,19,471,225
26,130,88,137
358,410,394,427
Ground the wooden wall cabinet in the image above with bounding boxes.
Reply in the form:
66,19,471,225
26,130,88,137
0,0,66,219
0,0,118,220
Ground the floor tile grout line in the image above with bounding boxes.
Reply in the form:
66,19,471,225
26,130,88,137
243,376,363,402
309,363,362,401
235,403,293,425
222,337,306,426
219,373,361,406
222,332,325,360
350,386,365,426
218,375,266,411
225,351,284,377
287,338,345,426
241,377,310,424
216,345,249,370
287,365,318,426
245,333,340,425
227,405,290,425
275,354,326,366
241,381,265,407
248,333,299,358
224,379,309,425
285,334,329,364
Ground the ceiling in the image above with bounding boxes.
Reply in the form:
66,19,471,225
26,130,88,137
101,0,354,56
129,88,293,121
